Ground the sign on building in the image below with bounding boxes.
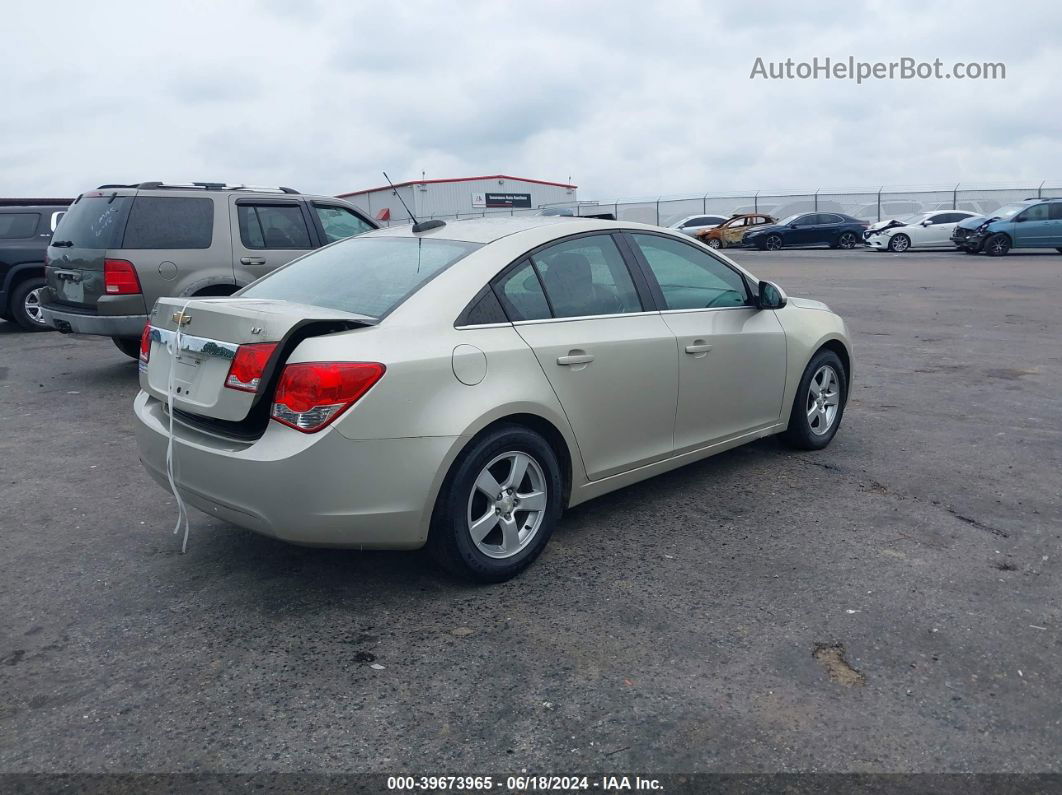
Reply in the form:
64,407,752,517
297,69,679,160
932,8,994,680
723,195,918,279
472,192,533,209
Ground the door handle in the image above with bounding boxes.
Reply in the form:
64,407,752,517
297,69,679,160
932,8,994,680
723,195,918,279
557,352,594,366
684,341,713,356
240,256,266,266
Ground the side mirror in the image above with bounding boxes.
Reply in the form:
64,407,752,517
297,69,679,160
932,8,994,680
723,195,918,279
789,223,799,229
757,280,787,310
921,219,932,226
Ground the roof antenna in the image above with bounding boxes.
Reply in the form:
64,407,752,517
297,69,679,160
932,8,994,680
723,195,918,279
383,171,444,233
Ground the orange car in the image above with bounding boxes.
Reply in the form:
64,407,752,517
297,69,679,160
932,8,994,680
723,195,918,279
697,213,776,249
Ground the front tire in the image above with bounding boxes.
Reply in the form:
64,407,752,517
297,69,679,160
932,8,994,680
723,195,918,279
782,349,847,450
111,337,140,359
764,234,783,251
984,233,1011,257
428,425,563,582
10,278,52,332
887,234,911,252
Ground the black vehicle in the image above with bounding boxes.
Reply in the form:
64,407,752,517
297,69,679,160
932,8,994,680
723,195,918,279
742,212,869,251
0,199,71,330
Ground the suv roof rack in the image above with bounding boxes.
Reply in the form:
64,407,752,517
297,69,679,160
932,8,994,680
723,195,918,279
132,181,301,195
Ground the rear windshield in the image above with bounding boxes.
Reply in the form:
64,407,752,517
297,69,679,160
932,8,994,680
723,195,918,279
238,236,481,318
53,195,132,249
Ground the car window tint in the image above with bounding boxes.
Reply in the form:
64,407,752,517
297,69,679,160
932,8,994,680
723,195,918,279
1020,204,1050,222
0,213,40,239
820,214,844,224
462,289,509,326
314,204,374,243
1050,203,1062,221
495,260,551,321
52,195,133,249
532,235,642,318
631,233,750,310
122,197,213,249
797,214,819,225
240,236,479,318
238,203,312,249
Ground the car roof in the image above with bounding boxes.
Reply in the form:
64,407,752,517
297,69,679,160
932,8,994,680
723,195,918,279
361,216,639,244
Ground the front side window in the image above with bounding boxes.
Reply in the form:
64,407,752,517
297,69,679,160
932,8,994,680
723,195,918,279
238,203,312,249
1050,203,1062,221
0,213,40,239
122,197,213,249
314,204,374,243
631,233,749,310
239,236,479,318
531,235,642,318
1018,203,1049,222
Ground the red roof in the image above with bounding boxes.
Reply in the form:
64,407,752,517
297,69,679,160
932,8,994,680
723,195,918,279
337,174,577,198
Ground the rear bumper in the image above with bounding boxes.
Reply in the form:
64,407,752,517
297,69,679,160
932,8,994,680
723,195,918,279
133,391,458,549
40,301,146,337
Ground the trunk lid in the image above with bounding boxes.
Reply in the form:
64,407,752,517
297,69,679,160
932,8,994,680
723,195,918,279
142,296,376,423
46,245,110,308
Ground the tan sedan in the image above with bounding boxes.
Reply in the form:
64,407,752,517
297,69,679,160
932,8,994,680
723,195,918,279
697,213,776,248
134,217,852,581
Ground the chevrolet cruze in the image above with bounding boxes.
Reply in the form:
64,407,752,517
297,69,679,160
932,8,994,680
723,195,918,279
134,217,852,581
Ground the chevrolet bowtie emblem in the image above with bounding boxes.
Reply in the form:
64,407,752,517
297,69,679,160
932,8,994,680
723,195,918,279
171,311,192,326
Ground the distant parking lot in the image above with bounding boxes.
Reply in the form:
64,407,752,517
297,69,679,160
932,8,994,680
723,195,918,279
2,247,1061,773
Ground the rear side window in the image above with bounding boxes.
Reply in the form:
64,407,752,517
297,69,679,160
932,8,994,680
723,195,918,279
530,234,642,318
495,260,551,321
0,213,40,239
314,204,374,243
122,197,213,249
52,195,132,248
239,236,479,318
238,203,312,249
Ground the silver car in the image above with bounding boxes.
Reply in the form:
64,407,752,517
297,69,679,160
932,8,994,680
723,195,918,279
134,217,852,581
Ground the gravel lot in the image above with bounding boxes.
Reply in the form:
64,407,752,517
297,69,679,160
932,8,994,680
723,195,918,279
2,247,1060,774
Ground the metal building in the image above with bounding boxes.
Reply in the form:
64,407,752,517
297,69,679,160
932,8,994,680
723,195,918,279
336,175,578,224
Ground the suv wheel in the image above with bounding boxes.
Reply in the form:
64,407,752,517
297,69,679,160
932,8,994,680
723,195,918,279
428,424,563,582
11,278,52,332
112,337,141,359
984,233,1011,257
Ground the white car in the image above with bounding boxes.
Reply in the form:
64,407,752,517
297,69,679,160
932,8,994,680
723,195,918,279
864,210,979,252
669,214,727,237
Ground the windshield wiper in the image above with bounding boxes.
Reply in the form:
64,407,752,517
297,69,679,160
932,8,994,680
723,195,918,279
52,240,73,247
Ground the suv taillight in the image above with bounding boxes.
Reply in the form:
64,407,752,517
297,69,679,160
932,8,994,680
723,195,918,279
224,343,278,392
104,259,141,295
271,362,385,433
139,324,152,365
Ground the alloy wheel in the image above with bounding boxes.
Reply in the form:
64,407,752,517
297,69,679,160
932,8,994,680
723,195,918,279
707,238,721,249
890,234,910,252
467,451,548,559
806,365,840,436
839,232,857,249
765,235,782,251
23,287,47,327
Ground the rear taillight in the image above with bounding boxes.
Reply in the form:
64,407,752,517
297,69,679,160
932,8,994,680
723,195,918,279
104,259,141,295
271,362,386,433
225,343,278,392
139,324,151,365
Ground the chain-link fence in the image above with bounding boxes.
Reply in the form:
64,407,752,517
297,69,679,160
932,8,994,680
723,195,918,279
383,181,1061,226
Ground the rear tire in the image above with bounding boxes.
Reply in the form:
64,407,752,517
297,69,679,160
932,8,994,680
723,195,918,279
10,278,52,332
706,238,722,249
427,424,562,583
837,231,858,249
111,336,140,359
782,349,847,451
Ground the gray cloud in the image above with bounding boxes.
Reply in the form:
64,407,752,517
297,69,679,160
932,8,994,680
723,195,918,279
1,0,1059,202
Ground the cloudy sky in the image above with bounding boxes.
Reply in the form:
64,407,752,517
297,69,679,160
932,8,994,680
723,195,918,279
4,0,1060,202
